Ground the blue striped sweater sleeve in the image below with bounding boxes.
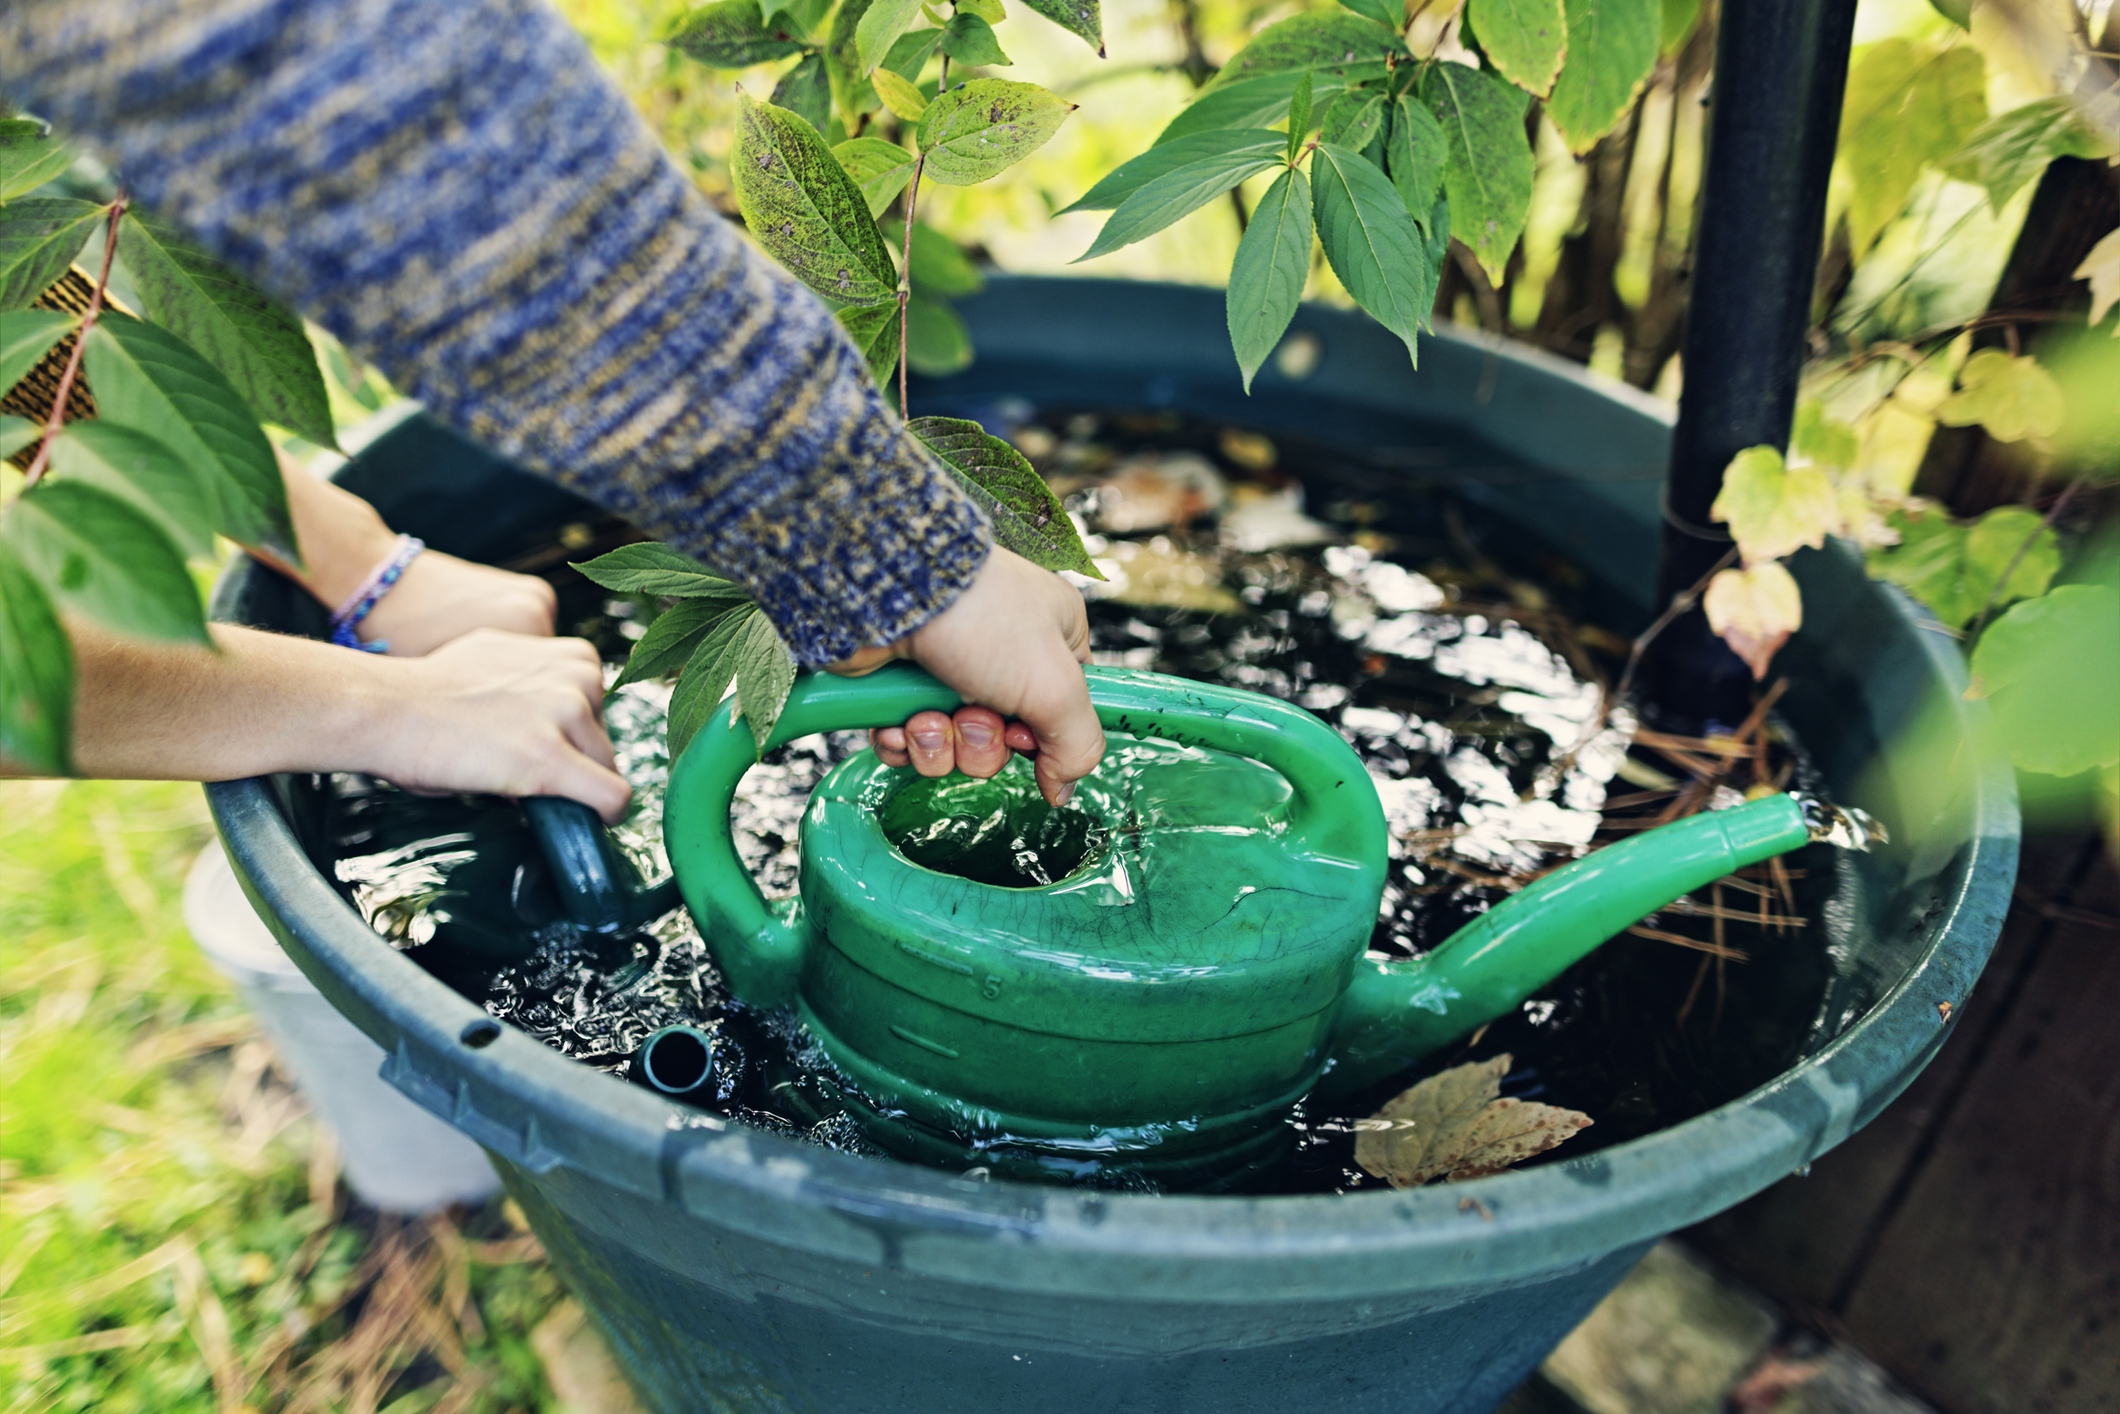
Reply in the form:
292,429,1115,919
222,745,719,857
0,0,993,667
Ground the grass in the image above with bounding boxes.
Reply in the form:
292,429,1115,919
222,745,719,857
0,780,576,1414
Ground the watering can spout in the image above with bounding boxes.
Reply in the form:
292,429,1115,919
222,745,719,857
1317,793,1814,1102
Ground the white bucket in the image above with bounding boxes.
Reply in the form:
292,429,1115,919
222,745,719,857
183,840,501,1213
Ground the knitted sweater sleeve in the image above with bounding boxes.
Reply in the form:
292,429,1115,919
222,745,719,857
0,0,993,667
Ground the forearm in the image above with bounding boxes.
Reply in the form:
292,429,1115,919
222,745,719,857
249,454,400,611
3,0,991,666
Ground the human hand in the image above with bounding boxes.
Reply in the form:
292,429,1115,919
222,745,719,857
833,546,1103,806
360,548,558,656
357,629,631,821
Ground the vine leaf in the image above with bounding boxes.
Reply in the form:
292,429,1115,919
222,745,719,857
908,415,1103,576
730,95,899,307
0,199,106,312
0,125,74,202
836,301,903,388
1968,582,2120,777
668,605,758,759
0,307,76,392
1709,446,1838,566
856,0,928,78
771,53,835,136
1354,1055,1593,1187
1473,0,1568,97
1419,63,1533,283
1201,13,1400,96
940,12,1011,66
613,596,749,689
1944,96,2113,214
1703,561,1803,680
2075,227,2120,330
833,138,919,217
1544,0,1657,153
916,79,1076,186
732,609,799,751
1865,505,2057,629
0,548,72,774
872,67,931,123
665,0,811,67
1019,0,1103,56
1059,130,1285,214
1311,140,1431,367
1075,144,1285,261
47,420,217,558
2,480,210,645
906,295,973,375
1933,349,2064,443
573,542,742,598
118,212,338,449
1838,39,1986,254
1154,69,1381,149
1227,165,1313,394
82,312,295,559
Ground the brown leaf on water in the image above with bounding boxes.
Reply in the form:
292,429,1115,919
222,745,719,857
1354,1054,1594,1187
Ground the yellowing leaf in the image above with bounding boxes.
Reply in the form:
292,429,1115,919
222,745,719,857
1791,401,1859,472
871,67,930,123
1838,40,1986,255
1709,445,1840,565
1704,561,1803,680
1354,1054,1593,1187
2073,226,2120,333
1933,348,2064,443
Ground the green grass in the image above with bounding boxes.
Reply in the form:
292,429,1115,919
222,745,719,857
0,780,572,1414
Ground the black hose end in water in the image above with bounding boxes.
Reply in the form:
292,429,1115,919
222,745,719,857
630,1024,741,1104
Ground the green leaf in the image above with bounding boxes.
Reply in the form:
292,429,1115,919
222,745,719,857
732,610,798,751
1962,505,2060,608
1201,13,1400,96
613,595,750,689
908,415,1102,576
857,0,927,76
0,413,37,461
958,0,1006,21
81,312,293,558
1544,0,1657,153
117,213,338,449
769,0,836,31
1969,583,2120,776
665,0,810,66
1311,140,1431,366
0,548,72,773
1337,0,1402,29
1933,349,2064,443
827,0,882,119
907,222,985,296
668,604,757,759
1660,0,1701,54
771,53,835,136
1059,130,1285,214
1387,94,1447,220
1838,40,1986,254
1287,73,1315,167
1866,504,2057,628
1154,69,1382,148
1474,0,1568,97
0,128,74,202
1319,88,1386,150
905,295,973,374
45,420,216,559
1075,146,1285,261
941,12,1011,65
572,542,741,597
0,199,105,312
1420,63,1534,283
1944,97,2115,214
0,307,76,392
833,137,919,217
1791,401,1859,471
730,95,899,306
2,480,209,644
1707,445,1838,565
872,68,931,122
1018,0,1102,55
916,79,1075,186
882,25,945,76
837,301,903,388
1228,165,1313,394
1927,0,1972,27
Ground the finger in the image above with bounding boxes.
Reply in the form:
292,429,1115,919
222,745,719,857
555,693,621,774
1020,672,1105,807
904,710,956,777
536,742,634,824
1002,722,1039,754
951,706,1009,779
871,726,912,768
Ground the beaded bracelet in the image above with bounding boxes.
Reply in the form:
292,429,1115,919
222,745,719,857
329,534,425,652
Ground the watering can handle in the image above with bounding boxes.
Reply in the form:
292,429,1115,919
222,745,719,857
520,796,681,933
661,661,1384,1009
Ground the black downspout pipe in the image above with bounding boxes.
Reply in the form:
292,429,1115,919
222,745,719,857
1648,0,1861,727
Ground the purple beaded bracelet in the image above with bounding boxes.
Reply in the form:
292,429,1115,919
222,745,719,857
329,534,425,652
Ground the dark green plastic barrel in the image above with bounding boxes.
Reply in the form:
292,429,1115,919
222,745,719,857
208,278,2016,1414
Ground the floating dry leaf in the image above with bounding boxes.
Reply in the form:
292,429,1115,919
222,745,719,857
1354,1053,1593,1187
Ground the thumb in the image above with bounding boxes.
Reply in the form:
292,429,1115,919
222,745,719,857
1019,668,1104,806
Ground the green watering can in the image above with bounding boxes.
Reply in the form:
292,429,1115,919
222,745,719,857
531,663,1818,1184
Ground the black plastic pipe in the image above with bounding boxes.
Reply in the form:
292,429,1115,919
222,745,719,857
1649,0,1861,726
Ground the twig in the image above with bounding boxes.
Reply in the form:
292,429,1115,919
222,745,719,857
20,194,125,490
1615,544,1738,704
896,153,925,422
1626,924,1749,960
